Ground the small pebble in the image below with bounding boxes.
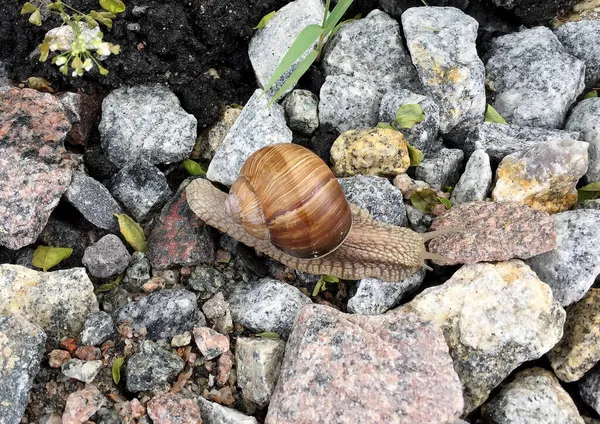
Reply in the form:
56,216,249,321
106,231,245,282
82,234,131,278
62,385,105,424
61,359,103,383
193,327,230,360
48,349,72,368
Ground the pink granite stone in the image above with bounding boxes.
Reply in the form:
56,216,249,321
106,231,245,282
265,304,463,424
193,326,229,360
0,87,75,250
62,385,105,424
147,392,203,424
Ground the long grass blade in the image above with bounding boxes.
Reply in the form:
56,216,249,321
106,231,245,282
267,49,318,107
324,0,353,33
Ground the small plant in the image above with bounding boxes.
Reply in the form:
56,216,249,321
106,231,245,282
577,181,600,202
21,0,125,76
260,0,354,106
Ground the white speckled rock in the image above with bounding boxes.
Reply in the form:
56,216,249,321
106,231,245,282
80,311,115,346
236,337,285,408
319,75,382,133
99,84,197,167
248,0,324,94
485,27,585,129
197,396,258,424
282,89,319,135
0,265,98,340
555,20,600,90
397,260,566,413
415,148,464,190
227,278,311,339
527,209,600,306
481,367,584,424
451,149,492,204
322,9,420,93
401,7,486,136
565,98,600,183
206,89,292,187
61,359,103,383
347,269,426,315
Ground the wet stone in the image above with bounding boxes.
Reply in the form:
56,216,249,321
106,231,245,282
62,385,106,424
61,359,103,383
485,26,585,129
126,341,184,392
147,392,202,424
187,264,225,300
492,139,589,213
401,7,486,136
282,89,319,135
554,20,600,90
565,98,600,183
122,252,151,292
0,87,75,250
415,148,464,190
80,311,115,346
82,234,131,278
99,84,197,167
266,304,464,423
428,201,556,265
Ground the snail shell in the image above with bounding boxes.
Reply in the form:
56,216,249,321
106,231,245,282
224,143,352,259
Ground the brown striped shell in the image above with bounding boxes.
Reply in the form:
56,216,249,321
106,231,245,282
223,143,353,259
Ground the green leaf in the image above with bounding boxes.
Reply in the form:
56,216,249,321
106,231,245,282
262,24,322,94
95,274,123,293
183,159,206,176
324,0,354,33
584,90,598,99
437,197,452,209
322,275,339,283
112,356,125,385
484,104,507,124
21,2,37,14
99,0,125,14
410,188,439,214
376,122,395,130
577,181,600,202
32,246,73,271
256,331,281,340
442,185,454,194
395,104,425,129
28,9,42,26
407,143,424,167
267,49,318,107
84,15,98,29
254,11,276,29
312,277,326,296
48,2,64,11
114,214,147,252
24,76,54,93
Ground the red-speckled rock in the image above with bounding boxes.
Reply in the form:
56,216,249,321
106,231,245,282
0,87,75,250
428,201,556,265
62,385,105,424
147,392,202,424
265,304,463,424
147,178,215,270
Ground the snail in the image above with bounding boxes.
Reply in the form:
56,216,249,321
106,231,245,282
186,143,452,281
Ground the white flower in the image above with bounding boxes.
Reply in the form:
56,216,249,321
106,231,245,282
54,56,67,66
96,42,111,57
83,58,93,71
49,42,59,51
72,68,83,77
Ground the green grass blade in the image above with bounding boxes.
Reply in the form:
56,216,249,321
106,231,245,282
267,49,318,107
262,24,322,94
324,0,354,33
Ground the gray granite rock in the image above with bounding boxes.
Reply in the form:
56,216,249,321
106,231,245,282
347,269,426,315
126,340,184,392
187,264,226,300
0,60,8,87
322,9,420,92
266,304,464,423
116,288,203,340
80,311,115,346
248,0,323,93
236,337,286,408
450,149,492,204
398,260,566,413
61,359,103,383
415,148,464,190
462,122,582,163
338,175,407,226
64,170,123,232
565,98,600,183
202,292,233,334
580,364,600,415
109,160,171,222
122,252,151,292
555,20,600,90
527,209,600,306
481,368,584,424
576,199,600,210
99,84,197,167
485,26,585,129
401,7,486,136
379,88,440,154
101,287,132,316
197,396,258,424
282,89,319,135
0,314,46,424
0,265,98,340
319,75,381,133
82,234,131,278
406,204,435,233
196,107,241,161
206,89,292,187
227,277,311,339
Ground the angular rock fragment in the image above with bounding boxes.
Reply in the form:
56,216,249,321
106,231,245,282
450,149,492,204
565,98,600,183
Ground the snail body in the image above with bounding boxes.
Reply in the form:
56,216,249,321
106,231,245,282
187,143,450,281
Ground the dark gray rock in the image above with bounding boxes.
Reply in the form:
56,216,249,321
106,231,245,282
415,148,464,190
555,20,600,90
109,160,171,222
64,170,123,232
82,234,131,278
187,264,226,300
402,7,486,136
580,364,600,415
80,311,115,346
406,204,434,233
338,175,407,227
485,26,585,129
116,288,203,340
379,88,440,155
319,75,381,133
14,248,35,269
122,252,151,292
565,98,600,183
126,340,184,392
0,314,46,424
102,287,132,316
83,145,119,182
282,89,319,135
322,9,420,93
99,84,197,167
450,149,492,204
